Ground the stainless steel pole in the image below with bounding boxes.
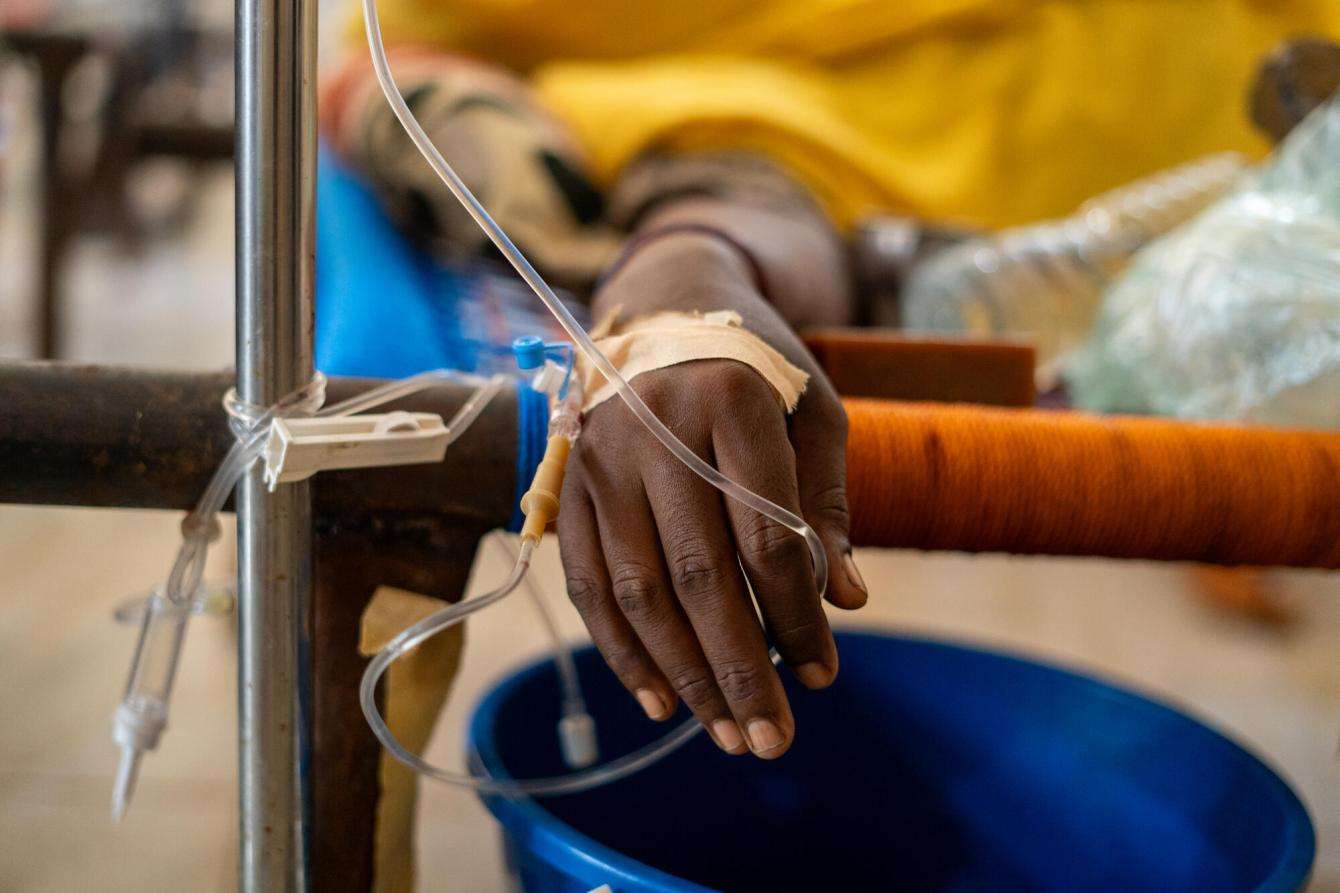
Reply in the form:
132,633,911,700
234,0,318,887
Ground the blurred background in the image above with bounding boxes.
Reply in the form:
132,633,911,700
1,0,1338,890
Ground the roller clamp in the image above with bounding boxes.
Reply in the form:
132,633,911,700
263,411,451,490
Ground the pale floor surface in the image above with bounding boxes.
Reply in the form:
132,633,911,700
0,512,1337,891
1,68,1338,891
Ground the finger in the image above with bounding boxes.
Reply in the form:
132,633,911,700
642,446,795,759
557,471,677,722
710,370,838,690
579,461,749,756
790,384,867,610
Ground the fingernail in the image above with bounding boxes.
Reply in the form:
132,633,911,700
636,688,669,720
843,551,868,595
746,719,786,756
794,661,834,689
710,719,747,754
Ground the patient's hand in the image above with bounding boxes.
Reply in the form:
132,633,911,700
557,231,866,759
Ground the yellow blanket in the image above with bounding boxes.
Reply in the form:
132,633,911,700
354,0,1339,229
359,587,466,893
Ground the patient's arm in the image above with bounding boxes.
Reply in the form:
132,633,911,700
606,152,856,328
325,50,867,757
558,178,867,760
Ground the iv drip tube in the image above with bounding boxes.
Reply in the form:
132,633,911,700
163,369,505,611
359,537,709,796
111,369,508,819
355,0,832,798
119,0,840,819
359,375,711,794
493,532,584,717
358,0,828,595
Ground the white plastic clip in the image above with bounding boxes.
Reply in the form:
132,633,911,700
263,412,450,489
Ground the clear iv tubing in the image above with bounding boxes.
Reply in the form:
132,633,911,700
162,369,506,608
358,0,827,594
494,531,585,716
359,535,708,796
112,368,507,820
358,0,827,796
360,375,711,794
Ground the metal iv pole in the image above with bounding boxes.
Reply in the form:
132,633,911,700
234,0,317,887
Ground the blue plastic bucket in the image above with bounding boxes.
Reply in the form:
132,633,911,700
468,631,1314,892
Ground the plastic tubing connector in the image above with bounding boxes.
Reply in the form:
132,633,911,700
519,434,570,544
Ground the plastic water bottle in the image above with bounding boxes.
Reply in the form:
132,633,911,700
902,153,1248,383
1069,95,1340,426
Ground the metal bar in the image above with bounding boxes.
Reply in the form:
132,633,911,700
28,36,89,358
234,0,319,884
310,523,485,890
136,122,236,160
5,359,1340,570
0,363,519,522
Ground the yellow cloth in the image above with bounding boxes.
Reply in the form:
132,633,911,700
359,586,466,893
354,0,1340,230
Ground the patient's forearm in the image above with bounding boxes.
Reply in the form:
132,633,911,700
623,195,854,330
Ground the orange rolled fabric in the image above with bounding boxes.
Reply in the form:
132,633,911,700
843,400,1340,569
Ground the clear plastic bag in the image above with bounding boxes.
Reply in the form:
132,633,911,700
1067,95,1340,427
900,154,1245,382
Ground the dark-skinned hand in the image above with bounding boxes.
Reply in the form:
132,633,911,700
557,232,867,759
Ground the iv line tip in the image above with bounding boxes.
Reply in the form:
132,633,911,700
111,749,140,823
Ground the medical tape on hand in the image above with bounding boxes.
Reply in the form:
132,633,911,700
576,310,809,415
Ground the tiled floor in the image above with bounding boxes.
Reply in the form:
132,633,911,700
1,70,1337,890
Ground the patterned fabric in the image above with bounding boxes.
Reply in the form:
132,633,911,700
321,49,620,291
